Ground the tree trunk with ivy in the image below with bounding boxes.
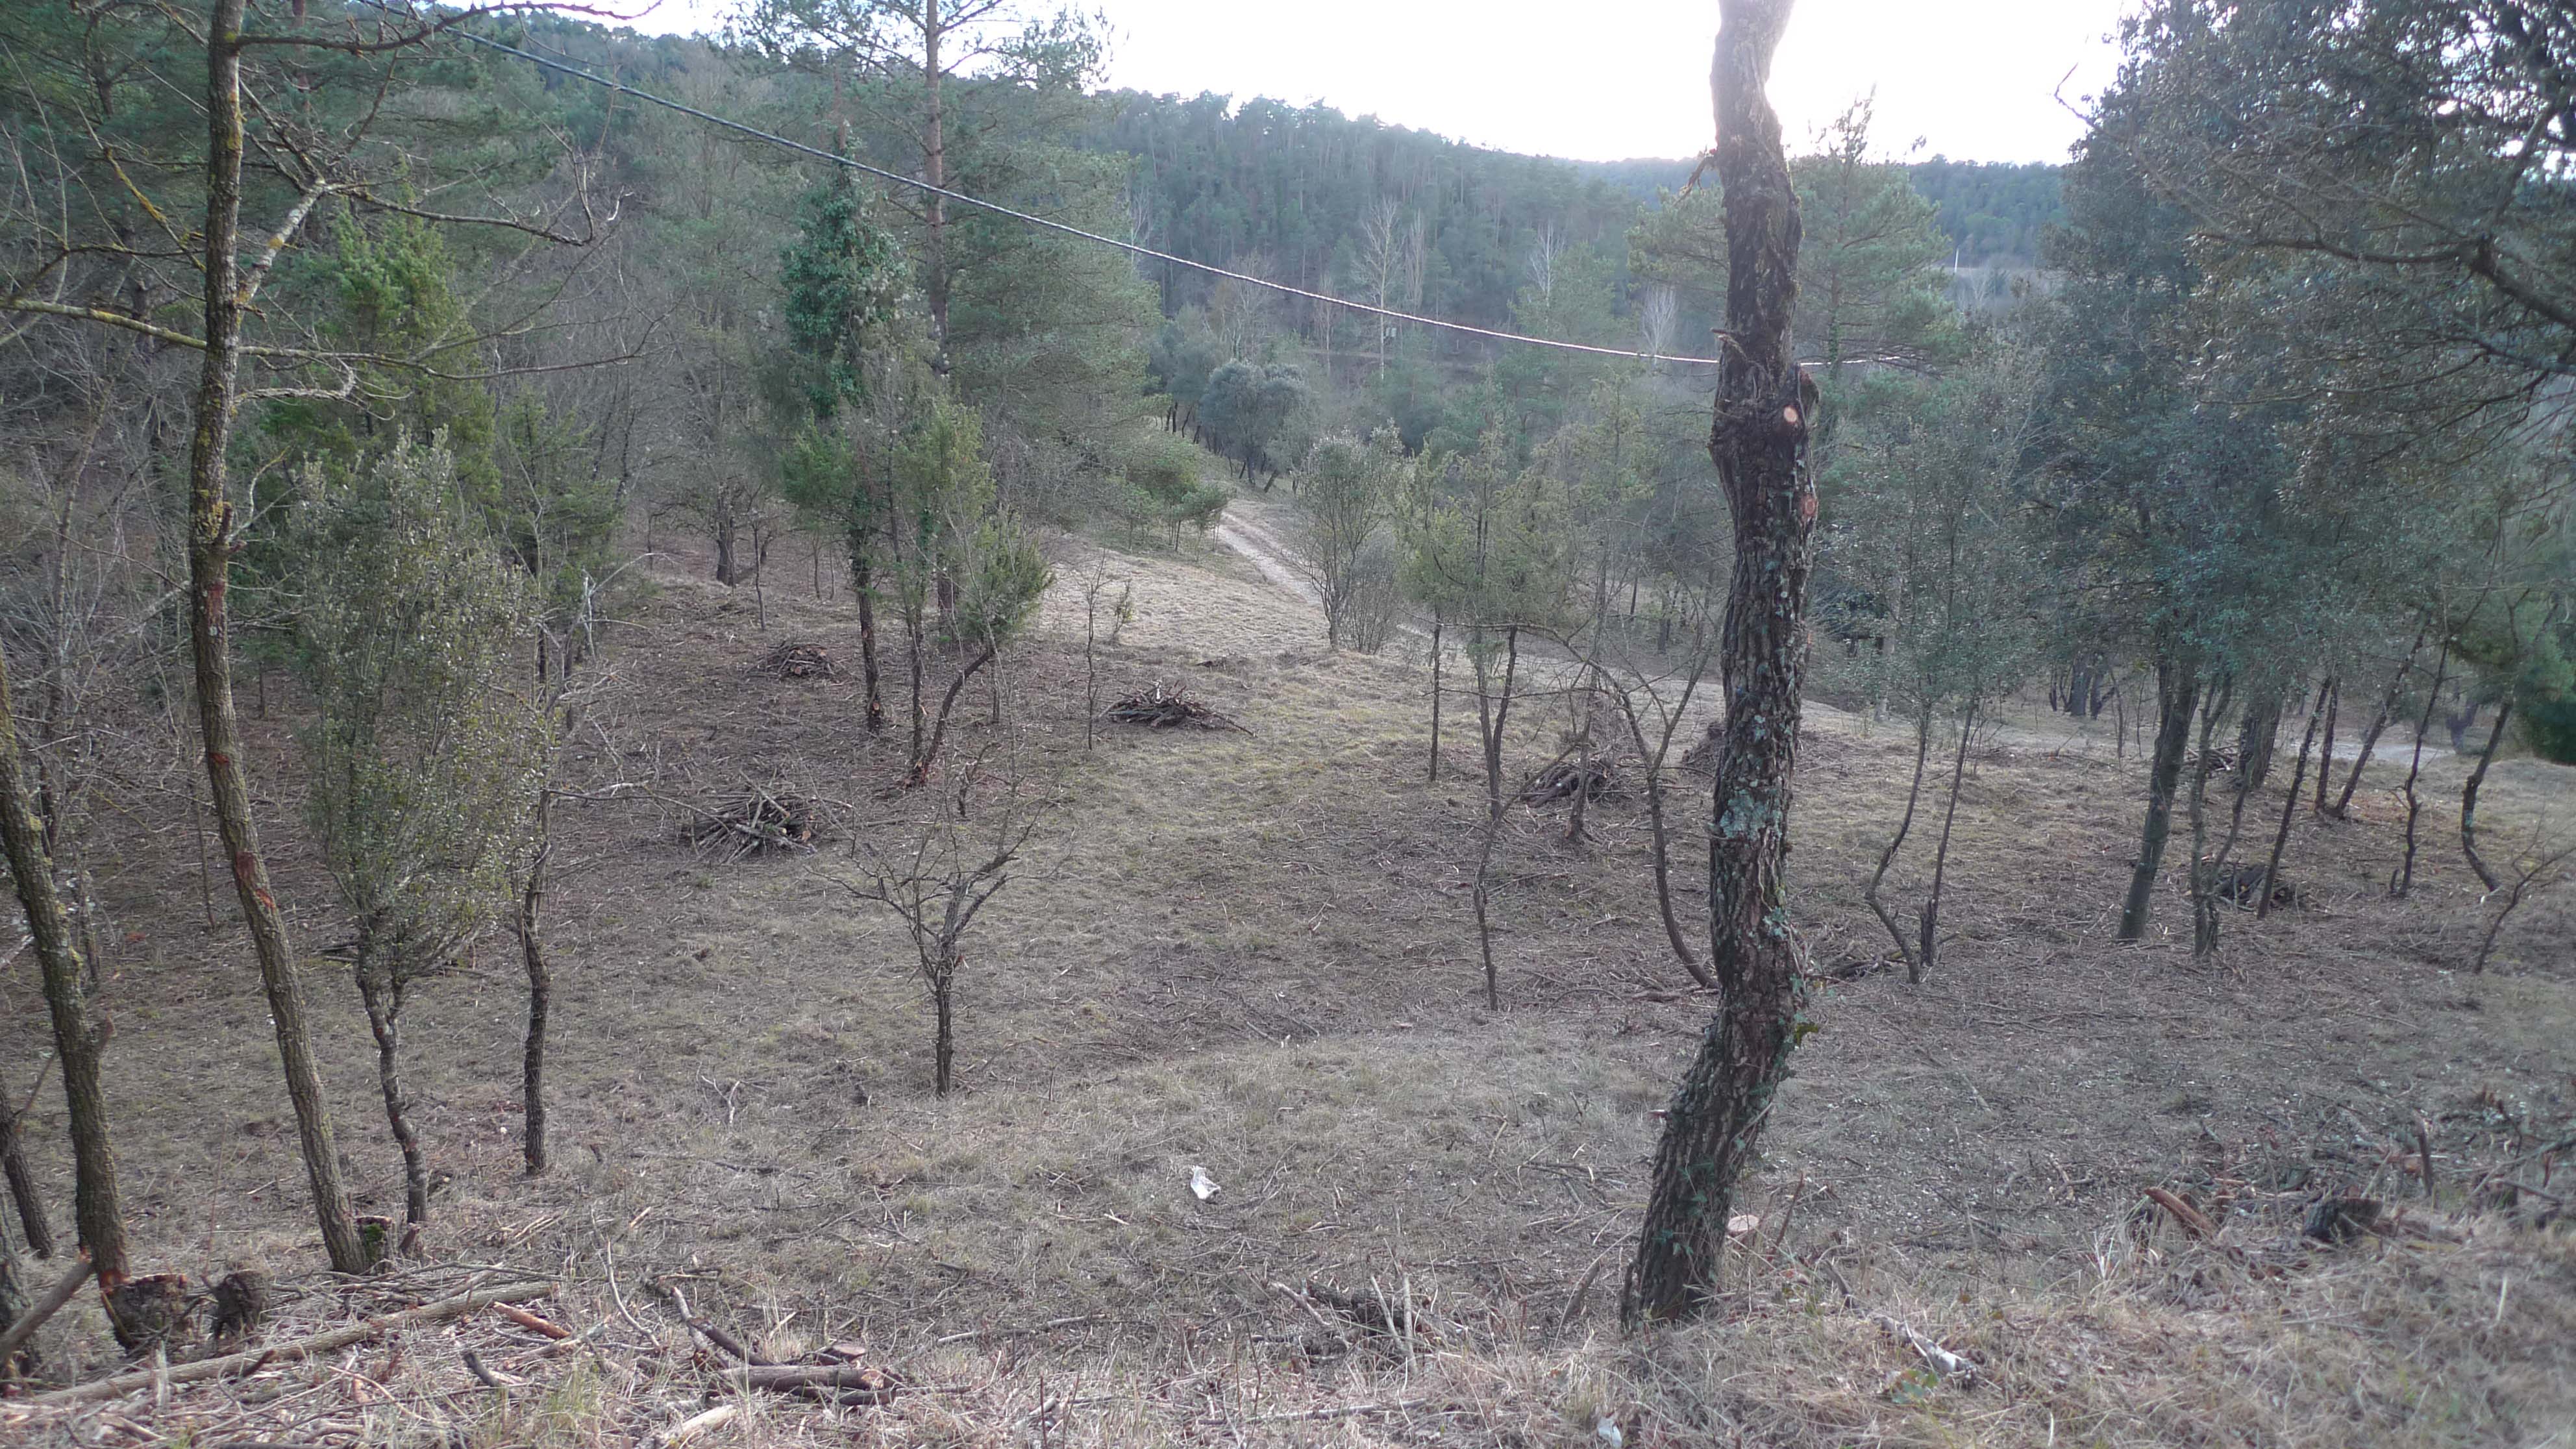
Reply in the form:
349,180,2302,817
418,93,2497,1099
1624,0,1819,1326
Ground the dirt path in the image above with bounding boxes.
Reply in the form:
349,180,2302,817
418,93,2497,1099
1209,510,1317,606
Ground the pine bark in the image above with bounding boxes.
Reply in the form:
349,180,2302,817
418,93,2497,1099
190,0,367,1275
1625,0,1815,1326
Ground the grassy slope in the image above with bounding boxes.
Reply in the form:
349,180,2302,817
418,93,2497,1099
2,504,2571,1446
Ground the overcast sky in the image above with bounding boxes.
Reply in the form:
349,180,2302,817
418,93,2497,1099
621,0,2134,165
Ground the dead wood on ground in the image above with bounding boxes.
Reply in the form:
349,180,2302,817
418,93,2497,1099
754,642,837,680
1521,758,1621,806
682,787,820,860
1104,683,1247,733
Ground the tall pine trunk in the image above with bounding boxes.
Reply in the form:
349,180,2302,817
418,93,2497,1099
191,0,366,1276
1626,0,1815,1326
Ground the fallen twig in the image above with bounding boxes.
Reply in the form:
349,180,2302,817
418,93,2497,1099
2144,1185,2218,1240
23,1280,556,1406
491,1302,573,1340
661,1402,739,1446
1873,1314,1976,1384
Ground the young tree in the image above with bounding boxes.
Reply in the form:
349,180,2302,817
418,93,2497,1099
1625,0,1820,1326
846,769,1044,1096
295,440,550,1248
882,397,1052,783
1842,343,2041,979
779,176,907,732
491,400,622,1179
1291,431,1404,650
1403,429,1576,1008
1199,360,1313,486
1791,96,1959,383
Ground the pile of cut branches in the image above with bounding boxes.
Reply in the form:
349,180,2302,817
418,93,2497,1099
756,641,836,680
2186,743,2242,774
682,787,819,860
1522,758,1621,806
2204,861,2298,911
1104,682,1246,733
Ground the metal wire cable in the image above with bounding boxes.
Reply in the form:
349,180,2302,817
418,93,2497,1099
444,25,1727,368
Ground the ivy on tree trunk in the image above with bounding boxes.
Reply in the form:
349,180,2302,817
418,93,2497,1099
1624,0,1819,1326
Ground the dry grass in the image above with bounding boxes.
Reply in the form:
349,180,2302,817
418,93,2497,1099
2,501,2572,1444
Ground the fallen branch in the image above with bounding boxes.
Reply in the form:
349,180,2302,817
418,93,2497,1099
681,787,819,860
1217,1400,1430,1425
1520,758,1620,806
0,1251,91,1367
726,1364,893,1393
1872,1315,1976,1384
23,1280,556,1406
491,1302,573,1340
2143,1186,2218,1240
661,1403,739,1447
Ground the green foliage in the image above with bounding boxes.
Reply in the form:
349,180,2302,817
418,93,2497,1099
948,515,1054,651
1198,360,1313,480
1118,432,1229,538
1401,427,1576,636
489,393,620,633
1903,158,2062,266
293,438,549,979
1792,99,1962,380
1825,338,2044,715
945,143,1160,459
1294,430,1407,649
780,176,904,419
1097,92,1643,332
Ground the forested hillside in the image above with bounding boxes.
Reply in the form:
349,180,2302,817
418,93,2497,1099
1581,153,2062,266
2,0,2572,1443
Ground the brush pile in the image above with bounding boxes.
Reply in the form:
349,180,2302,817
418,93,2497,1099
2205,860,2297,910
1521,758,1621,804
2187,743,2243,774
684,787,818,859
1104,682,1245,732
756,641,836,680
